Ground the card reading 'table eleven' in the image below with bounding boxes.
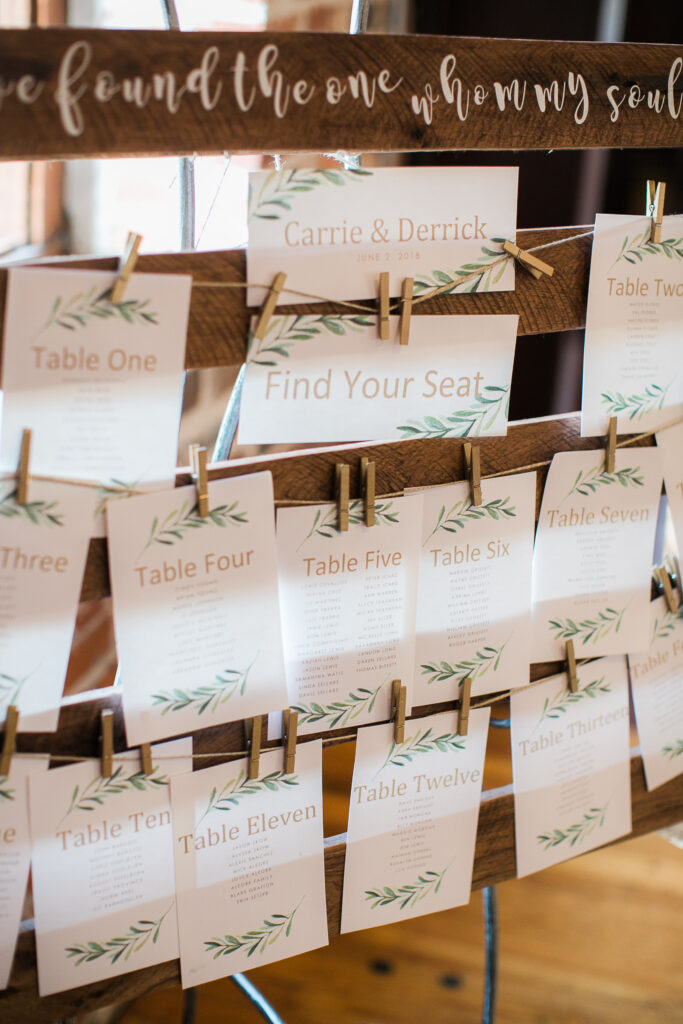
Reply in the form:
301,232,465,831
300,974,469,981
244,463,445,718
108,472,287,746
531,448,663,662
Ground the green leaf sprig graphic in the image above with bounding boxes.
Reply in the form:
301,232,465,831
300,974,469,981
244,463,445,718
205,901,302,959
379,727,465,773
0,671,34,707
60,765,169,824
563,464,644,500
365,865,450,910
292,684,382,729
413,240,509,294
662,739,683,760
248,166,371,221
423,496,516,544
65,905,172,966
535,676,611,729
152,661,255,716
612,228,683,268
421,642,508,687
298,499,399,549
651,610,678,645
44,287,158,331
548,607,626,646
197,767,299,827
95,478,140,518
398,385,509,439
537,804,609,850
601,383,672,422
139,498,247,556
0,776,15,802
247,312,374,366
0,488,63,527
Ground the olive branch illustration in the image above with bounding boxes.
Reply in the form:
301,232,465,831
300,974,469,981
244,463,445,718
58,765,169,826
651,609,678,646
0,776,14,801
138,498,248,558
533,676,611,731
563,464,644,500
43,286,158,332
414,239,510,294
297,500,399,550
365,863,452,910
537,803,609,850
0,488,63,527
248,166,372,221
65,904,173,966
247,312,374,366
292,683,383,730
378,727,466,775
612,228,683,269
205,900,304,959
0,668,40,708
662,739,683,760
421,641,508,688
601,383,673,422
195,767,299,828
398,385,509,439
423,495,516,545
152,658,256,717
548,606,627,646
95,478,141,518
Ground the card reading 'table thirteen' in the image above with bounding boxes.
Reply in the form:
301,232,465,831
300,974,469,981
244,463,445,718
108,472,287,746
275,494,422,736
531,448,663,662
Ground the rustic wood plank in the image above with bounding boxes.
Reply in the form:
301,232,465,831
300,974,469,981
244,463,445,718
0,225,592,369
0,31,681,159
3,754,680,1023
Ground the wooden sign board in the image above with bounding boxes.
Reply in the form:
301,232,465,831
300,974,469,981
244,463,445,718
0,30,680,159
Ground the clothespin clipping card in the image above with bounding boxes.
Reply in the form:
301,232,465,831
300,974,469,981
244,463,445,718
502,240,554,280
463,442,482,507
399,278,413,345
100,709,114,779
604,417,617,474
16,428,31,506
189,444,209,518
566,640,578,694
457,678,472,737
666,555,683,607
360,457,376,527
282,709,298,774
0,705,19,777
336,463,350,532
391,679,406,744
246,717,262,780
140,742,154,776
646,180,666,244
110,231,143,304
253,272,287,341
378,272,390,341
654,565,678,614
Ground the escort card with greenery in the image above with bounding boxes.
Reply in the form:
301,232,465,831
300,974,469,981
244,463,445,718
530,448,664,662
239,312,518,445
170,742,328,986
108,472,287,747
0,267,190,537
0,477,94,732
581,213,683,438
28,741,191,996
413,471,536,705
341,709,490,933
246,166,518,307
275,494,422,737
510,657,631,878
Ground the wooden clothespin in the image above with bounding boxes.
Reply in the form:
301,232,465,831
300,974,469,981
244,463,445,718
253,272,287,341
378,271,390,341
360,457,375,526
336,462,350,532
605,416,617,474
566,640,578,694
0,706,19,778
666,555,682,606
110,231,142,304
246,717,262,780
463,442,482,507
189,443,209,518
282,709,298,774
458,678,472,737
391,679,406,744
16,428,31,506
140,742,154,776
654,565,678,614
399,278,413,346
100,709,114,779
646,180,666,244
502,240,554,280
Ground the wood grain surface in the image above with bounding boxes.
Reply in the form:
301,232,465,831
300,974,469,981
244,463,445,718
0,31,681,158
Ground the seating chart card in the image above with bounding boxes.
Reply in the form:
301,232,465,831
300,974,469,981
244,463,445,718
171,741,328,987
531,448,663,662
275,494,422,736
413,472,535,705
511,656,631,877
108,472,287,746
628,596,683,791
582,214,683,437
239,313,519,444
0,477,93,732
656,421,683,553
0,267,190,533
341,708,489,933
29,739,191,996
247,166,518,306
0,758,47,989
